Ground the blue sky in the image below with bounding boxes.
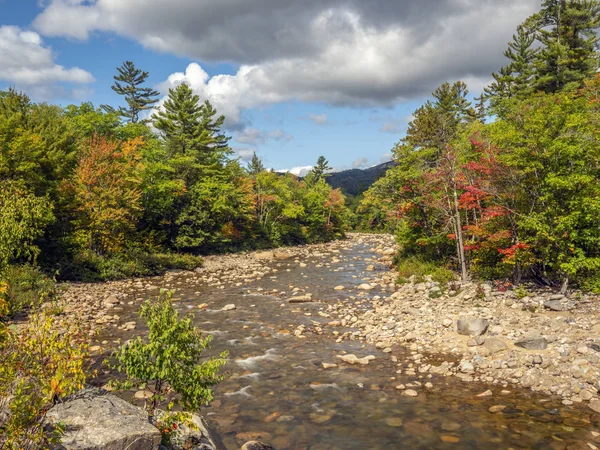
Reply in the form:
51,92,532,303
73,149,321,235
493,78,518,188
0,0,540,173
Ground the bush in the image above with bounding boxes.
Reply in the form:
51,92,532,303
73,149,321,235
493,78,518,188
396,257,456,285
0,312,88,449
58,250,203,282
1,265,56,317
110,290,226,446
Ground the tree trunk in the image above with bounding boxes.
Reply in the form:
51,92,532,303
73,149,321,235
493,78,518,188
452,178,468,281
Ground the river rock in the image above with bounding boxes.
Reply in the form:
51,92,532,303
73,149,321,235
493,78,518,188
336,353,376,365
45,387,161,450
155,411,223,450
515,336,548,350
253,251,274,260
222,304,236,311
288,294,313,303
457,317,489,336
590,400,600,413
544,299,574,311
240,442,274,450
357,283,375,291
481,338,508,355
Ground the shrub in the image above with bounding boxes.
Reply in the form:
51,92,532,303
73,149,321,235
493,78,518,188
396,257,456,285
0,312,88,449
1,265,57,316
110,290,226,445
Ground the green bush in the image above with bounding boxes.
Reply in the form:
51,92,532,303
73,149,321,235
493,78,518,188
396,257,456,285
1,265,56,316
58,250,204,282
110,290,226,445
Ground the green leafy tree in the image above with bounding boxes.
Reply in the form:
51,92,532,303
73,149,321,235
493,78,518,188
104,61,160,123
0,182,54,272
111,290,226,444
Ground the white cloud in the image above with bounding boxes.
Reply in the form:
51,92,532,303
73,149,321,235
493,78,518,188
278,165,313,177
352,157,369,169
34,1,538,108
235,127,293,145
233,147,256,162
0,25,93,97
379,121,401,134
309,114,328,125
380,153,392,163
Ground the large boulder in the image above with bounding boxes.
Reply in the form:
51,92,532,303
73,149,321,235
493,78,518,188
46,388,161,450
457,317,489,337
515,336,548,350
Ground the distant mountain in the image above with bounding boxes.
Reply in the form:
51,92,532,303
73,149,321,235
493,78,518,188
326,160,395,196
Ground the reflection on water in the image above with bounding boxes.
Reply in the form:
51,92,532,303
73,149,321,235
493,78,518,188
92,239,600,449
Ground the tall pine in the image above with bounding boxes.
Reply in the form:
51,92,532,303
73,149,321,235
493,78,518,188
532,0,600,92
107,61,160,123
152,83,231,184
485,25,537,106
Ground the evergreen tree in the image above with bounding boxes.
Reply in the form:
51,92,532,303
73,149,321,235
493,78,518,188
310,156,333,183
247,152,265,175
485,25,537,105
106,61,160,123
532,0,600,92
152,83,231,183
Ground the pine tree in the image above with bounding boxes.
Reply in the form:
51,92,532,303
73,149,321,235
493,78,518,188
247,152,265,175
532,0,600,92
485,25,537,105
311,156,333,182
152,83,231,183
106,61,160,123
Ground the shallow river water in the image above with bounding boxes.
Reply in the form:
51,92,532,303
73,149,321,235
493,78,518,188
91,237,600,450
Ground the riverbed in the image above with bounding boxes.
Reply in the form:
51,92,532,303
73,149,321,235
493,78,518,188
80,234,600,449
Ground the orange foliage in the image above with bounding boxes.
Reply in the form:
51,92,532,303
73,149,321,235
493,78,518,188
64,135,144,254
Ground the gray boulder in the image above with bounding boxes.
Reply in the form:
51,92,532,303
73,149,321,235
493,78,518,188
47,388,161,450
240,442,274,450
515,336,548,350
457,317,489,336
544,299,575,312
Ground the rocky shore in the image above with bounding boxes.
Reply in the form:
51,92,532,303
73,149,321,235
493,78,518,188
41,233,600,448
319,235,600,414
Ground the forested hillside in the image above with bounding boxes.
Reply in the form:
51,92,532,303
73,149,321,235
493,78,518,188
326,161,395,196
357,0,600,292
0,63,349,289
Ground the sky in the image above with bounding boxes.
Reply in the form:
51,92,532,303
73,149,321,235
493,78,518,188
0,0,541,174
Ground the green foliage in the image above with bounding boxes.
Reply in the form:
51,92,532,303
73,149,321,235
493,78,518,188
110,290,226,424
0,312,88,449
105,61,160,123
396,257,456,285
0,181,54,271
1,265,56,316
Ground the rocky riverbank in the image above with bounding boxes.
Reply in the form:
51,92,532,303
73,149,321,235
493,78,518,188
317,235,600,414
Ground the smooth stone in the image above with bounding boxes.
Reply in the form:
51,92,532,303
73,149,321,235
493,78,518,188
457,317,489,336
514,336,548,350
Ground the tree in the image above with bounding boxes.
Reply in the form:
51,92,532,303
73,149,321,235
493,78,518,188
0,182,54,271
105,61,160,123
152,83,231,184
247,151,265,175
309,156,333,184
63,136,144,255
485,25,538,107
532,0,600,92
111,290,226,441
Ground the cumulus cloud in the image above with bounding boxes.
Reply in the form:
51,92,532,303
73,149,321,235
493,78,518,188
309,114,328,125
233,147,256,162
352,157,369,169
0,25,94,97
235,127,293,145
34,0,539,108
278,166,313,177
